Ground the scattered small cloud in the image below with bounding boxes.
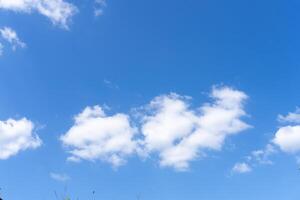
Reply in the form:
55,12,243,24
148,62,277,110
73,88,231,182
50,172,70,182
103,79,119,90
232,162,252,174
232,144,277,175
94,0,106,17
233,108,300,174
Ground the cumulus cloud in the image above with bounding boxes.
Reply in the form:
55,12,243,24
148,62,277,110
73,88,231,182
273,126,300,153
0,27,26,50
50,172,70,182
0,118,41,159
0,0,77,28
60,106,137,168
60,86,250,170
140,86,250,171
273,109,300,153
232,162,252,173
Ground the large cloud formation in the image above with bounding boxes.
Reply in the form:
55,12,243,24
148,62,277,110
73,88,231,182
61,86,250,170
0,118,41,159
0,0,77,28
141,86,250,170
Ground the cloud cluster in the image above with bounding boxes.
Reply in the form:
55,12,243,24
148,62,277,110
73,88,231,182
0,118,41,159
233,108,300,174
0,86,252,171
0,0,77,28
232,144,277,174
61,86,250,170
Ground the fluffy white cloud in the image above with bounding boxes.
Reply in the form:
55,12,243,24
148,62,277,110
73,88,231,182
232,162,252,173
60,106,137,167
141,86,250,171
0,0,77,28
0,118,41,159
273,126,300,153
272,109,300,153
50,172,70,182
0,27,26,50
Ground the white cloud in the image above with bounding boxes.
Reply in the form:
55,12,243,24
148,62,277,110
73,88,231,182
278,108,300,124
103,79,119,90
60,86,250,170
232,162,252,173
141,86,250,171
273,126,300,153
250,144,276,165
94,0,106,17
233,108,300,174
233,144,277,174
50,172,70,182
0,0,77,28
60,106,137,168
0,118,41,159
0,27,26,50
272,109,300,153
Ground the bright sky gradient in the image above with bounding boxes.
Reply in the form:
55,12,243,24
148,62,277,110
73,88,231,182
0,0,299,200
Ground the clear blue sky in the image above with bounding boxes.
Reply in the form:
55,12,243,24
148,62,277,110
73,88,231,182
0,0,299,200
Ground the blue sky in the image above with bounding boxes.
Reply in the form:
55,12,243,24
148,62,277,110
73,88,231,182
0,0,299,199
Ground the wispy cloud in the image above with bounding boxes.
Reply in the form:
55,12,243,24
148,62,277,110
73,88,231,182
94,0,106,17
0,27,26,50
50,173,70,182
232,162,252,174
103,79,119,89
0,0,77,29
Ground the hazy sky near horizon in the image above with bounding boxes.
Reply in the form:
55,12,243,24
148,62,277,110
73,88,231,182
0,0,300,200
